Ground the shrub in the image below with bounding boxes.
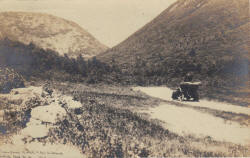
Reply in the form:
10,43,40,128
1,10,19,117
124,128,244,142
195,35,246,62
0,67,25,93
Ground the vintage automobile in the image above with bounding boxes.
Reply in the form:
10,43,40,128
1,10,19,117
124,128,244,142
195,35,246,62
172,81,201,101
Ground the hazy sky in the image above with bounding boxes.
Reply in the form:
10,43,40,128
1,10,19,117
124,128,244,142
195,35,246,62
0,0,176,47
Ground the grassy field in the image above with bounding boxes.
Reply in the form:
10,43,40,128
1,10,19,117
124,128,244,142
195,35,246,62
0,82,249,157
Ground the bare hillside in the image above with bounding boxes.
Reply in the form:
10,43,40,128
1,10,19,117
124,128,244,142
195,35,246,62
0,12,108,58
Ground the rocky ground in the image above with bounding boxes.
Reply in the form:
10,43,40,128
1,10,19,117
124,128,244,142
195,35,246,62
0,82,249,157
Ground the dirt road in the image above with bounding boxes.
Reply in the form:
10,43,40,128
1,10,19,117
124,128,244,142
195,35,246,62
134,87,250,145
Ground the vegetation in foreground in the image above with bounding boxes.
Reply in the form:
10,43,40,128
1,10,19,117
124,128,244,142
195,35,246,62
1,82,249,157
0,67,24,93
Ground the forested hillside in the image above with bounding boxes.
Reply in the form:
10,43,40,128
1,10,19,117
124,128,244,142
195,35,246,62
0,39,116,85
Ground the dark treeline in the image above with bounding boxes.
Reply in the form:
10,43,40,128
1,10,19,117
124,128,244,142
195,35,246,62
0,39,121,84
0,38,249,103
0,38,249,88
0,38,165,86
125,50,249,88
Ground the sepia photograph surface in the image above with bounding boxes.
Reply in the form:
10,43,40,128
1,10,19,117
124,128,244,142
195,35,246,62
0,0,249,157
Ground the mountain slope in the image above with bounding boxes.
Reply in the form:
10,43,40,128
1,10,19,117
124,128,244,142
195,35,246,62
99,0,249,93
0,12,108,58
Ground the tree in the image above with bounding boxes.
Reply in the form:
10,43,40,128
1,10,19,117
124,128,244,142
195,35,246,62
76,55,87,77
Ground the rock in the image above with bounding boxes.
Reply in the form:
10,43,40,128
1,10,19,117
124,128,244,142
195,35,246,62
31,102,66,124
63,96,82,109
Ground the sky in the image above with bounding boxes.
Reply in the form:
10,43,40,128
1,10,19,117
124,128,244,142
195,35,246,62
0,0,177,47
